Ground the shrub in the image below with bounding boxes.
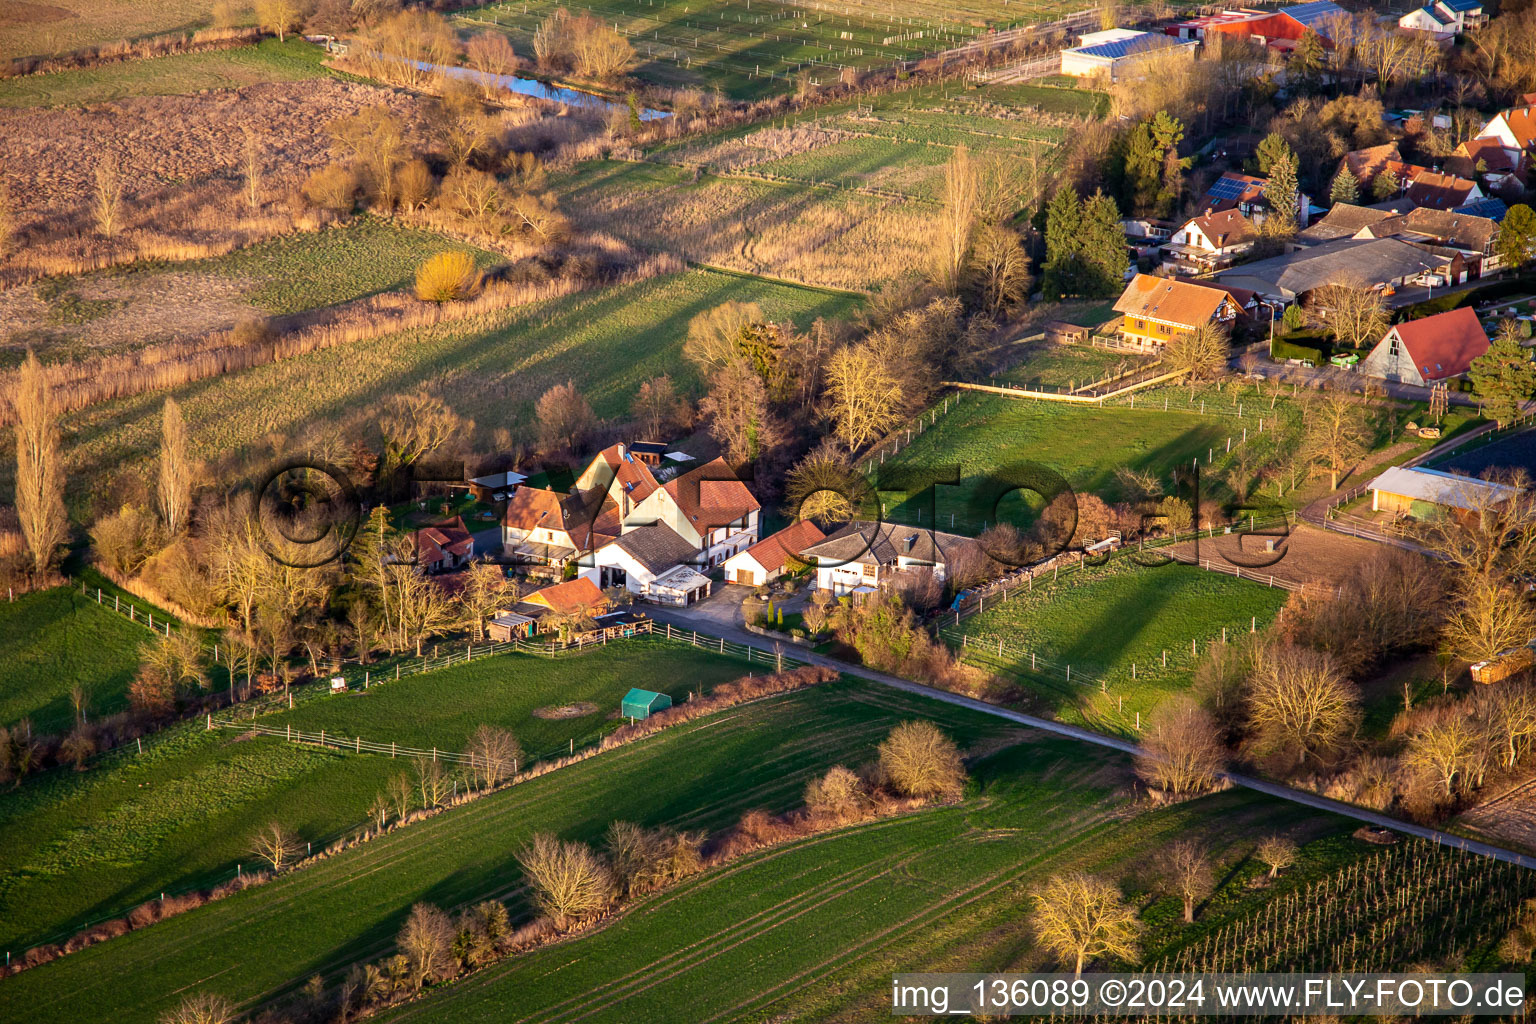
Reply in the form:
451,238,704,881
302,163,359,214
517,832,614,927
415,251,484,303
157,992,236,1024
804,764,870,823
878,721,966,799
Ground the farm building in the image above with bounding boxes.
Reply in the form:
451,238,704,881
468,469,527,503
645,565,714,607
1212,237,1455,305
1112,274,1243,349
1366,465,1517,519
1166,1,1348,49
1358,306,1490,386
1060,29,1195,81
522,576,611,619
723,520,827,587
1043,321,1091,344
487,611,536,641
593,522,709,602
621,687,672,720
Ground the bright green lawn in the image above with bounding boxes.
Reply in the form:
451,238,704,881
40,269,859,507
0,586,148,735
0,680,1031,1022
945,561,1290,732
269,636,751,765
875,394,1229,530
373,764,1359,1024
0,641,750,953
0,39,332,108
1000,342,1154,391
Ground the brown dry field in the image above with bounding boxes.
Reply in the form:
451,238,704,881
1168,523,1385,589
0,0,216,61
1459,777,1536,855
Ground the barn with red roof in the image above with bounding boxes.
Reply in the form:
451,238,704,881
1358,307,1491,386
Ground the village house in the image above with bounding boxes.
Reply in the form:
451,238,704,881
801,522,980,597
519,575,611,622
1403,170,1483,211
1357,306,1490,386
502,444,761,599
1199,172,1309,228
414,516,474,574
1475,101,1536,162
722,519,827,587
1161,208,1258,271
1398,0,1485,39
1112,274,1243,349
1443,136,1526,193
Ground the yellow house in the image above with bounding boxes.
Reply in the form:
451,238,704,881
1112,274,1241,350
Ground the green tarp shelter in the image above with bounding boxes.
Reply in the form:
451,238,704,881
621,687,671,720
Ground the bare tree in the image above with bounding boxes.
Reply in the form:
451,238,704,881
1305,281,1388,351
1255,835,1297,879
378,391,467,477
1136,696,1225,797
157,992,237,1024
387,771,414,820
158,397,192,536
459,559,513,640
242,129,262,211
684,301,764,375
1440,570,1536,664
783,440,866,524
939,145,978,294
413,753,452,808
397,902,457,990
1154,840,1214,923
254,0,305,41
1418,470,1536,579
250,821,302,870
466,31,520,98
1246,644,1360,770
970,223,1031,315
700,360,781,463
518,832,615,927
465,724,521,788
1166,321,1229,380
1031,872,1142,976
11,351,67,575
1473,681,1536,769
1300,391,1370,490
878,720,966,799
631,375,689,440
1403,715,1486,798
94,152,124,240
825,343,905,450
535,380,596,454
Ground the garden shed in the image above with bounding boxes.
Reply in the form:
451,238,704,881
622,687,672,720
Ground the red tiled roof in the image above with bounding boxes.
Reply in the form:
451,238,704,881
416,516,473,566
1494,106,1536,150
586,443,662,504
1387,306,1490,381
1449,136,1521,174
1186,208,1257,249
524,576,608,616
734,519,827,575
1404,170,1477,210
1113,274,1235,328
664,459,760,531
1343,143,1402,185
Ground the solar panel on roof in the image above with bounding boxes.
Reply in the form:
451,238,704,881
1452,198,1507,221
1205,176,1253,201
1280,0,1346,25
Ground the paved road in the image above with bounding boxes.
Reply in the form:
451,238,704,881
647,605,1536,870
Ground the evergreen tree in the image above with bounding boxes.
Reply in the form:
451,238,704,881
1080,190,1130,298
1371,171,1401,201
1291,30,1324,88
1329,168,1359,206
1256,132,1292,176
1470,332,1536,428
1150,111,1187,220
1122,122,1163,217
1496,204,1536,269
1042,186,1084,301
1266,150,1300,236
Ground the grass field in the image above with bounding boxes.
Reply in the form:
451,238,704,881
0,586,148,736
946,561,1291,731
371,764,1361,1024
36,268,858,506
0,38,330,108
0,641,752,953
875,393,1232,530
0,0,229,63
0,679,1035,1022
1000,341,1155,391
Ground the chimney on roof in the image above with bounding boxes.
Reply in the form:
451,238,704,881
904,533,918,552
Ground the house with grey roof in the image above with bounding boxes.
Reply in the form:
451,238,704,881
591,521,713,604
801,522,982,596
1212,237,1457,305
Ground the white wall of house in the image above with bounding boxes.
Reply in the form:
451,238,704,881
817,562,879,595
722,550,772,587
591,544,658,595
1476,114,1524,153
1358,329,1428,386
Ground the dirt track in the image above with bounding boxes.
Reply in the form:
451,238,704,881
1167,522,1384,589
